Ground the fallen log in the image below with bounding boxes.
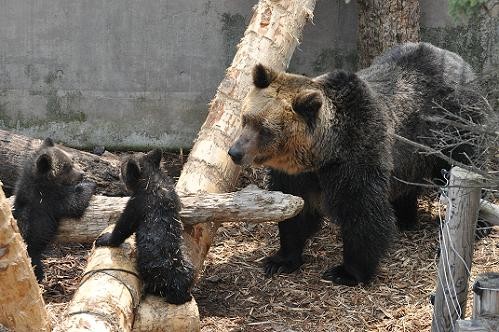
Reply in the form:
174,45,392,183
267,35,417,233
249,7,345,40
53,225,142,332
55,226,200,332
8,185,304,243
132,296,200,332
0,129,125,196
0,184,50,332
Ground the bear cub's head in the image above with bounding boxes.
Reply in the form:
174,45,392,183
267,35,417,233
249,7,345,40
121,149,163,193
228,64,326,174
33,137,85,185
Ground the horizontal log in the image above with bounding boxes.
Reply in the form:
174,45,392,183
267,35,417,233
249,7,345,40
9,185,304,243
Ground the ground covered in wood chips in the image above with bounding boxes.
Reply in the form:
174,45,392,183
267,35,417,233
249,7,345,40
39,155,498,332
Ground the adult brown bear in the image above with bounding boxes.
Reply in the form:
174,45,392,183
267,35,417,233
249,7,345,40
228,42,488,286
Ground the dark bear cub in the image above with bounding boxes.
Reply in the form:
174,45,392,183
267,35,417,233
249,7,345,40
95,149,194,305
13,137,96,281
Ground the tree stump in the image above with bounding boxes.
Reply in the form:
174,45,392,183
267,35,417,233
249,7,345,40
0,184,50,332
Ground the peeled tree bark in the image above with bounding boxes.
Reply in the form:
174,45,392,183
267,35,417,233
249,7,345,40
357,0,421,67
176,0,317,276
7,185,304,243
0,184,50,332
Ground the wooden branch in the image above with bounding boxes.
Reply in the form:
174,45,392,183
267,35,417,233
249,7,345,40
132,296,200,332
394,133,495,181
0,184,50,332
54,226,142,332
431,167,484,332
0,129,125,196
8,185,304,243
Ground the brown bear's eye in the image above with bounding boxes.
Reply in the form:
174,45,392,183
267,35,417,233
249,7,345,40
62,164,72,173
259,127,274,144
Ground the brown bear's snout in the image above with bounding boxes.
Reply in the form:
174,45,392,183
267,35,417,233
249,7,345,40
228,144,244,165
229,127,259,166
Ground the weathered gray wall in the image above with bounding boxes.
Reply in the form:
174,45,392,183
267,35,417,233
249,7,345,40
0,0,497,149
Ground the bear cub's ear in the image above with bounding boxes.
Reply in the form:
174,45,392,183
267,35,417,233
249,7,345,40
252,64,277,89
36,153,53,174
146,149,162,169
122,159,141,189
292,90,323,121
42,137,55,147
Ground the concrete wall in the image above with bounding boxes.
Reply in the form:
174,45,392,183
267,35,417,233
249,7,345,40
0,0,497,150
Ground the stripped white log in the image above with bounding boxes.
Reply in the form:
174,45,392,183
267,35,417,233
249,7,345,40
9,185,304,243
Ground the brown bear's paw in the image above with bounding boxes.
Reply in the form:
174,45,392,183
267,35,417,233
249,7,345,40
263,252,303,277
321,265,360,287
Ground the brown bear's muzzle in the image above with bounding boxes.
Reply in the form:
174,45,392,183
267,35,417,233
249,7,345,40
228,145,244,165
228,127,259,166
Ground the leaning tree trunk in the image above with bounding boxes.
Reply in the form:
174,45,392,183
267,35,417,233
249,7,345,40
0,185,50,332
0,129,125,196
176,0,317,275
357,0,421,68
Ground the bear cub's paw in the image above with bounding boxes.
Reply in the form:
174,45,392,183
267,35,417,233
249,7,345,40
322,265,360,287
264,251,303,277
95,232,115,247
166,291,193,305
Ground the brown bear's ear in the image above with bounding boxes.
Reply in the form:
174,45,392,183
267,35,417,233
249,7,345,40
123,158,141,189
252,64,277,89
42,137,55,147
146,148,162,168
292,90,322,121
36,153,53,174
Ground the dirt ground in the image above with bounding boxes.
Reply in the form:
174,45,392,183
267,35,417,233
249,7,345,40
38,153,498,331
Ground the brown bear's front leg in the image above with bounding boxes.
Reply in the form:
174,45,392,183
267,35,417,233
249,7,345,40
264,170,322,277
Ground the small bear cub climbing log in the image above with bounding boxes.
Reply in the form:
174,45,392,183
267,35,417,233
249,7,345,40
95,149,194,305
13,137,96,281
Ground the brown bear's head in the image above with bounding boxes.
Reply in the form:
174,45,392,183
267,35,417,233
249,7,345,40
228,64,325,174
34,137,85,185
120,149,163,193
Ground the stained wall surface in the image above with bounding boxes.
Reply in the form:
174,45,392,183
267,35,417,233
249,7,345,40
0,0,496,149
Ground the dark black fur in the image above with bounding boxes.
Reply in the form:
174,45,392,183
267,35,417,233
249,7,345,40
257,43,489,286
13,138,95,281
95,149,194,305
